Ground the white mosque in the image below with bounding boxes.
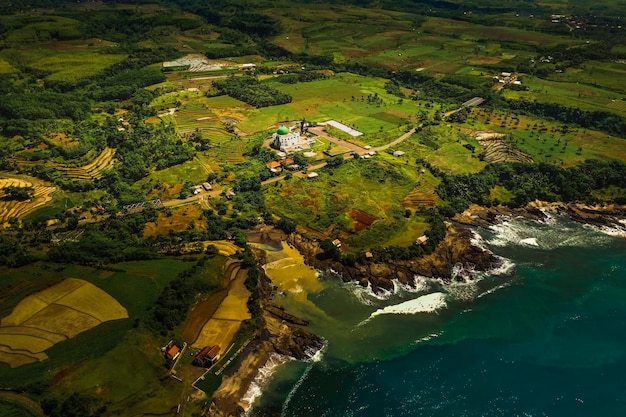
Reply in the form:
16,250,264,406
271,124,313,152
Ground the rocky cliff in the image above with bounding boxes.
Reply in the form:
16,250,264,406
287,224,501,293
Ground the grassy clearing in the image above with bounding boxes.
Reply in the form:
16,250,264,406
266,157,433,249
0,58,17,74
0,278,128,367
0,259,193,386
235,74,419,137
144,203,207,237
503,76,626,117
421,17,571,46
548,61,626,95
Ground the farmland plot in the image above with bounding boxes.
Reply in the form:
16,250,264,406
0,278,128,368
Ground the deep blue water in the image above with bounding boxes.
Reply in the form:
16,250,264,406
251,216,626,417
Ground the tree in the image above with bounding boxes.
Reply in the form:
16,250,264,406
2,185,34,200
325,155,344,168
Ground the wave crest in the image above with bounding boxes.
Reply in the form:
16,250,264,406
369,292,447,319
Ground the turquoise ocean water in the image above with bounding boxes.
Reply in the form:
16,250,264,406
250,215,626,416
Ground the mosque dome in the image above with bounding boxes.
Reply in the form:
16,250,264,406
277,125,289,135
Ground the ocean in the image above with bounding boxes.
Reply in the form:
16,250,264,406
249,214,626,417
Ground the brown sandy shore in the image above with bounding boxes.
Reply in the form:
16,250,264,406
207,202,626,416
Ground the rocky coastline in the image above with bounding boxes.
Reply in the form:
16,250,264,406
453,201,626,231
208,201,626,415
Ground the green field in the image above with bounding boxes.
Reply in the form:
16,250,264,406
503,76,626,118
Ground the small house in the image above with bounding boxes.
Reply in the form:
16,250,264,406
332,239,342,248
393,151,405,157
165,344,180,361
415,235,429,245
266,161,282,170
202,182,213,191
238,63,256,71
307,172,319,179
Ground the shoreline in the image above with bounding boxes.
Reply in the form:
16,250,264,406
454,201,626,233
207,202,626,415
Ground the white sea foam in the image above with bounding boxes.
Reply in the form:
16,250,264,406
476,281,514,299
520,237,539,246
470,230,490,251
488,215,613,249
369,292,447,319
242,353,291,412
281,355,316,415
413,331,443,346
488,256,515,276
346,275,432,306
592,219,626,237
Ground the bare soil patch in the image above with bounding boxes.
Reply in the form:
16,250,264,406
143,204,206,237
348,209,377,232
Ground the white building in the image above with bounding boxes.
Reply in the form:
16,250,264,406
273,125,302,152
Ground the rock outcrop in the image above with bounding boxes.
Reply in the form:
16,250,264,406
288,224,501,292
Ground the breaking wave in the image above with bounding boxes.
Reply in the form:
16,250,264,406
488,215,613,249
369,292,447,319
591,219,626,238
345,276,431,306
242,353,292,412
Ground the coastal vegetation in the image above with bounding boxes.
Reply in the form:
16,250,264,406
1,0,626,415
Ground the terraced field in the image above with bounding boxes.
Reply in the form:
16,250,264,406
474,132,534,163
401,185,438,209
15,147,115,180
0,178,56,224
0,278,128,368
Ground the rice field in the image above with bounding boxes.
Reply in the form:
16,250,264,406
0,278,128,368
14,147,116,180
0,177,57,225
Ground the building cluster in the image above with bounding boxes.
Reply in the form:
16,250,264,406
190,182,213,195
493,72,522,86
549,14,584,29
193,345,221,367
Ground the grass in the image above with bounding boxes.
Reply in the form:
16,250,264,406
0,259,194,388
265,157,429,249
503,75,626,118
0,398,39,417
548,61,626,95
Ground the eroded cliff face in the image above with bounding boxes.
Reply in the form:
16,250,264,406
209,312,323,417
453,202,626,230
287,225,501,293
